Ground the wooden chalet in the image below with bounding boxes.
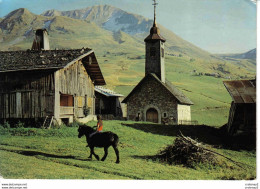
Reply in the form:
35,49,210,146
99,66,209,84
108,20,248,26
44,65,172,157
223,79,256,136
0,48,106,126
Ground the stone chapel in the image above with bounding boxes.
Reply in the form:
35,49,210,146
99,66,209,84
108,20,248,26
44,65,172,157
122,1,193,124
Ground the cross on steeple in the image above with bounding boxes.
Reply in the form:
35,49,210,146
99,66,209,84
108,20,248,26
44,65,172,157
152,0,158,26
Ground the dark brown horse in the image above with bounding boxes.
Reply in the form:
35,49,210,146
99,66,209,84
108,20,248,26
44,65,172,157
78,125,120,163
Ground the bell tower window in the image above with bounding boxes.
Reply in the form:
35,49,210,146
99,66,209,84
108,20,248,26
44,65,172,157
150,47,156,57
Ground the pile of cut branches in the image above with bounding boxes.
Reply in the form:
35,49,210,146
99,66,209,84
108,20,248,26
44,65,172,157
157,133,218,167
157,132,250,169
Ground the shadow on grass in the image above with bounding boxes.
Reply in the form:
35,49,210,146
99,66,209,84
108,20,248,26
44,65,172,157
122,123,223,145
122,123,256,150
1,148,92,161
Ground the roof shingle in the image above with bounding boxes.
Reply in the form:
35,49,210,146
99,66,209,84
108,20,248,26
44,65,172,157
0,48,92,72
122,73,193,105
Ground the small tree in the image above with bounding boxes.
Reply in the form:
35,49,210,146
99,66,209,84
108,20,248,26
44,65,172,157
83,106,90,117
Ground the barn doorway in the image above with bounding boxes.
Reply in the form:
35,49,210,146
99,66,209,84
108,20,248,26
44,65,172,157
146,108,159,123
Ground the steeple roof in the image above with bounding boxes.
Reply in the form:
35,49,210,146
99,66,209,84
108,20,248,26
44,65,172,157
144,23,166,42
144,0,166,42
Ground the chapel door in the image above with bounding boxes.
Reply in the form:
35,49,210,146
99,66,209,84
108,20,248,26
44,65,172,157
146,108,158,123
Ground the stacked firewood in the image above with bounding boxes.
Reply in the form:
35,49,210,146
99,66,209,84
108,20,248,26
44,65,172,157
157,133,218,167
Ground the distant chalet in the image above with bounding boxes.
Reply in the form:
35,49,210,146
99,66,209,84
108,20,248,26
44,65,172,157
95,86,124,119
0,48,106,125
122,3,193,124
223,79,256,136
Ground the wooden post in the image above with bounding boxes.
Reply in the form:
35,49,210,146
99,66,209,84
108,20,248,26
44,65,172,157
54,71,60,123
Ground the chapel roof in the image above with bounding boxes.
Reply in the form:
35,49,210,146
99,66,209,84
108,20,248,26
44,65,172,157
122,73,193,105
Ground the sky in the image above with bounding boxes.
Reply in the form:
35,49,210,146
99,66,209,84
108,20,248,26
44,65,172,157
0,0,256,54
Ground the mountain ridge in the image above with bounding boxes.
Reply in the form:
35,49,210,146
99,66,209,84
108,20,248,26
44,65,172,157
40,5,214,60
0,6,255,81
217,48,256,62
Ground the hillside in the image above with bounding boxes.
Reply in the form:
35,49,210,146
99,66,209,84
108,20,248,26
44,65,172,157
0,6,256,125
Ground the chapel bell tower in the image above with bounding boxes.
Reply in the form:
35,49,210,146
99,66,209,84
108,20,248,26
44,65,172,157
144,0,166,83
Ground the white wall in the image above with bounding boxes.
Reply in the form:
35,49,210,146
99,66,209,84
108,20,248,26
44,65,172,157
177,104,191,125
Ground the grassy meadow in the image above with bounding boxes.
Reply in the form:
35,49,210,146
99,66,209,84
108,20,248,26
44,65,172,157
0,121,256,180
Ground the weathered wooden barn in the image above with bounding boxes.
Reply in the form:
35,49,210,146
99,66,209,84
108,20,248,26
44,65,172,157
122,4,193,124
223,79,256,136
0,48,105,126
94,86,124,119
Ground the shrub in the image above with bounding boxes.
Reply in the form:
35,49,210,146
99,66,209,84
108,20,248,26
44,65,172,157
83,106,90,116
14,121,25,128
1,122,11,129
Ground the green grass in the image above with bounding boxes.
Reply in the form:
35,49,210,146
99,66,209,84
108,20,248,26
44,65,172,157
0,121,256,180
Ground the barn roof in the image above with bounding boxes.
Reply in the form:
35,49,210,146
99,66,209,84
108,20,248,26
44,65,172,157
122,73,193,105
223,79,256,104
95,86,124,97
0,48,106,85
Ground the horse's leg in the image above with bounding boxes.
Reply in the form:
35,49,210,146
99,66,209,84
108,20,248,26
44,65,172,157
90,147,99,161
112,144,120,164
101,147,109,161
88,147,92,159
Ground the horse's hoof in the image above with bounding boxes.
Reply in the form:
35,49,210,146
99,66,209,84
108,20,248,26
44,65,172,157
116,161,120,164
101,158,105,161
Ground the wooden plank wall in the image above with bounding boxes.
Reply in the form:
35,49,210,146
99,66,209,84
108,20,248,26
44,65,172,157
0,71,55,119
57,59,95,118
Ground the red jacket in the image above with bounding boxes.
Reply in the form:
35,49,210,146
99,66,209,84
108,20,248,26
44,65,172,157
97,121,103,132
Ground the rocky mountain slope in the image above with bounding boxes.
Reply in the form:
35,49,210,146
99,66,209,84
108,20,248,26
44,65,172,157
0,6,256,81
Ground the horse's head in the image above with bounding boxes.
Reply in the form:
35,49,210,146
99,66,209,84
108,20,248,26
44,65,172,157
78,125,95,138
78,126,85,138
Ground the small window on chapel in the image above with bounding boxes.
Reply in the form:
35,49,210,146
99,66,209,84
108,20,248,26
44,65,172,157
150,47,156,57
162,112,168,118
161,48,164,57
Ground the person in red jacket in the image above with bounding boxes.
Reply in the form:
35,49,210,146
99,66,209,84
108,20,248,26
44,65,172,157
89,115,103,138
96,115,103,132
